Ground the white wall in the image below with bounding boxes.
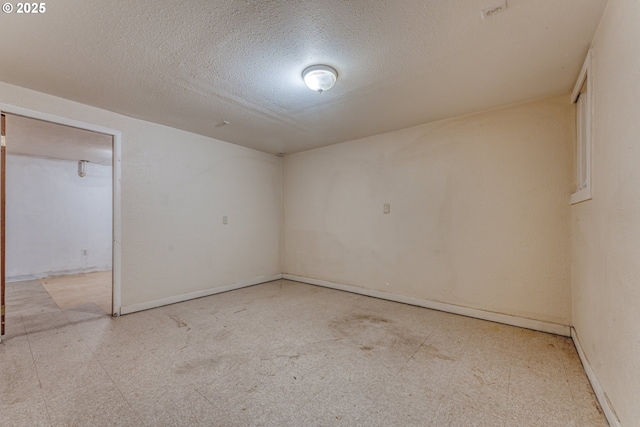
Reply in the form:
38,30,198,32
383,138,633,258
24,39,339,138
6,154,112,280
284,95,574,326
571,0,640,425
0,81,282,311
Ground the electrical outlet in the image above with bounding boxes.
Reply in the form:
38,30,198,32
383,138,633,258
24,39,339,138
383,203,391,214
223,216,228,225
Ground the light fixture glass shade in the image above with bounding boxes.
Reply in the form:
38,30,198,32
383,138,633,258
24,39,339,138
302,65,338,93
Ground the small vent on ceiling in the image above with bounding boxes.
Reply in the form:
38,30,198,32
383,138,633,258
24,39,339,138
481,1,507,19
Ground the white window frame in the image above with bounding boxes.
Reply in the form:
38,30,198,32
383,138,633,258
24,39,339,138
570,50,592,204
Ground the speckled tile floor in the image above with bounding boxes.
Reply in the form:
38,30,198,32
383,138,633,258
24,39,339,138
1,279,608,426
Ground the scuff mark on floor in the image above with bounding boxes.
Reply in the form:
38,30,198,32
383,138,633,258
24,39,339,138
422,344,457,361
351,313,390,324
168,314,188,329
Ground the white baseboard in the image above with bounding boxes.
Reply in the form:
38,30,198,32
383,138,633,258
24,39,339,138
120,274,283,315
571,328,621,427
283,274,571,337
7,267,113,283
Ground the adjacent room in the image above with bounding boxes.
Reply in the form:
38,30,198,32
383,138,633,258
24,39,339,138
0,0,638,426
5,114,114,317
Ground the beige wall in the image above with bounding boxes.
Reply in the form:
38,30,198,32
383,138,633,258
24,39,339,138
284,95,574,325
571,0,640,425
0,82,282,310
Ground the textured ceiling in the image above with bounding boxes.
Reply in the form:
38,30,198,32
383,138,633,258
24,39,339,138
0,0,608,155
6,114,113,165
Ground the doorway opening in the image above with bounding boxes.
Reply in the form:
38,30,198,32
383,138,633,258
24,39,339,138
0,107,121,339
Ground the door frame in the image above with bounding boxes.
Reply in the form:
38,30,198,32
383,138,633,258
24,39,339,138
0,103,122,318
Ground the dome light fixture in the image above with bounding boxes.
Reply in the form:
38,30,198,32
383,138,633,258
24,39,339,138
302,65,338,93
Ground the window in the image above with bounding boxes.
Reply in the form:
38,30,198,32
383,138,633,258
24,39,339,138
571,50,592,204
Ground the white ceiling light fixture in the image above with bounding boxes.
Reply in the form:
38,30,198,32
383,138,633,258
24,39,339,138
302,65,338,93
